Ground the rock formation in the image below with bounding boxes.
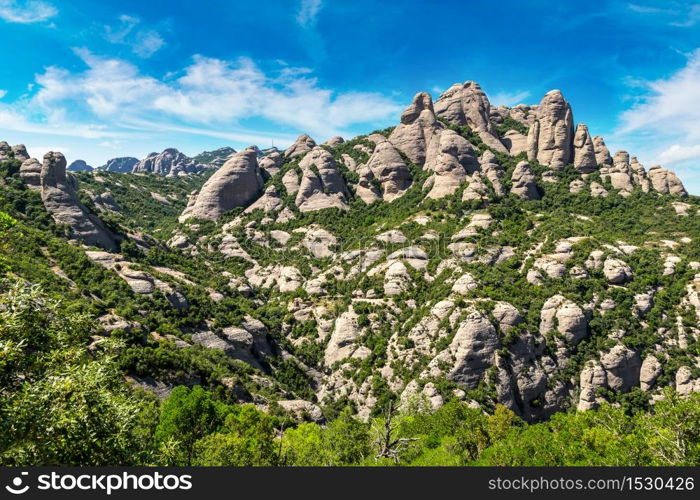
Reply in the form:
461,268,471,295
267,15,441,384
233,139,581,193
434,81,508,153
388,92,443,166
510,161,540,200
100,157,139,173
34,152,119,250
67,159,94,172
527,90,574,169
285,134,317,159
179,148,264,222
132,148,210,176
572,124,597,173
366,142,413,201
295,147,350,212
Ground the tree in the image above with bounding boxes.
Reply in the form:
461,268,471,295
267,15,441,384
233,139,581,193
193,405,277,466
0,280,149,465
155,385,228,465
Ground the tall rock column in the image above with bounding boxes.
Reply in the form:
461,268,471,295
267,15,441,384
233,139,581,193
573,124,597,173
39,152,119,251
527,90,574,170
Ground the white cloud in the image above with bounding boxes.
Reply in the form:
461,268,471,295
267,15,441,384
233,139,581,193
618,49,700,143
28,50,401,140
613,48,700,193
489,90,531,107
0,0,56,23
657,143,700,164
0,90,6,99
104,14,165,58
296,0,323,27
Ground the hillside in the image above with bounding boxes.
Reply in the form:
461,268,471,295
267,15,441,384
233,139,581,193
1,80,699,466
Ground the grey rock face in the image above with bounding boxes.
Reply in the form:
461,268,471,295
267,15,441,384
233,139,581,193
501,129,528,156
295,147,350,212
19,158,42,190
37,152,119,251
259,151,283,178
443,311,499,388
0,142,29,162
388,92,443,166
603,257,632,284
600,345,641,391
67,159,94,172
366,142,413,201
640,355,662,392
572,124,597,173
100,157,139,173
510,161,540,200
527,90,574,169
647,165,688,196
132,148,210,176
324,136,345,147
424,129,478,199
285,134,317,159
179,148,264,222
540,295,588,345
592,136,612,166
434,81,508,153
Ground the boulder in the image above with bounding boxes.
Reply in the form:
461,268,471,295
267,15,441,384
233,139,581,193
259,152,283,178
179,148,264,221
510,161,540,200
245,184,283,213
501,129,528,156
384,261,411,296
540,295,588,345
603,257,632,284
324,307,364,366
600,345,641,391
578,361,607,411
647,165,688,196
442,311,499,388
639,355,662,392
324,136,345,147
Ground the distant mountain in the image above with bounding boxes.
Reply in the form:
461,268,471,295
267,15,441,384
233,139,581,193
132,148,213,177
193,147,236,167
100,157,139,173
67,159,94,172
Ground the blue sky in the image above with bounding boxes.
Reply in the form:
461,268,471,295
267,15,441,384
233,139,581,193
1,0,700,193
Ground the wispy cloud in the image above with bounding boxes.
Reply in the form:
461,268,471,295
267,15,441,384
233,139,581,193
0,90,6,99
627,1,700,27
613,48,700,192
5,49,400,146
489,90,531,107
104,14,165,58
0,0,56,23
296,0,323,28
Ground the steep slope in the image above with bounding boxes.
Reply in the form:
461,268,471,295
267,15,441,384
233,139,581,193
1,78,698,430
